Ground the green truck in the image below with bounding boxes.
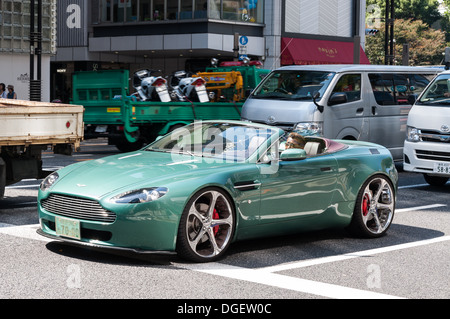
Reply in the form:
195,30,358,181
72,63,269,151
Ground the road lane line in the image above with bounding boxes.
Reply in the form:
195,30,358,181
0,223,51,242
183,262,403,299
396,204,446,213
258,236,450,274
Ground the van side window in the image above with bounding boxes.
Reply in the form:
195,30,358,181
330,74,361,103
369,73,433,105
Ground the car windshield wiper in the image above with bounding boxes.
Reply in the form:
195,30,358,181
291,96,314,100
145,148,172,153
421,99,450,105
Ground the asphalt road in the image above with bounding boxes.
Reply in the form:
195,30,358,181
0,139,449,304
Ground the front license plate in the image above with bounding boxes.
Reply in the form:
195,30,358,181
55,216,81,240
434,162,450,174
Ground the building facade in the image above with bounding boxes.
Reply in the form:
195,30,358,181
1,0,367,102
0,0,56,101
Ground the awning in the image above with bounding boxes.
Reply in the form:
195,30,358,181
281,37,370,65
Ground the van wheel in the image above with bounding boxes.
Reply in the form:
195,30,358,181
423,174,449,187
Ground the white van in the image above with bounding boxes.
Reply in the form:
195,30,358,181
241,65,440,161
404,70,450,186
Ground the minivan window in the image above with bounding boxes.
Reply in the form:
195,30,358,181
251,70,335,101
418,74,450,106
330,74,361,103
369,73,434,105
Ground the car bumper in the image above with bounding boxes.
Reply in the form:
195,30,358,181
37,194,181,253
403,140,450,177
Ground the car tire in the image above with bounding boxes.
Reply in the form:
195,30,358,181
423,174,449,187
176,187,235,262
347,175,395,238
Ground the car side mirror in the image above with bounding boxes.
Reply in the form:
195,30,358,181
407,94,418,105
328,92,348,106
313,91,324,113
280,148,307,161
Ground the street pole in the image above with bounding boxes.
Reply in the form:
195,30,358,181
384,0,395,65
29,0,42,101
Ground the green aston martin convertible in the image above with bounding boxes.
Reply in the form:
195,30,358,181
37,120,398,262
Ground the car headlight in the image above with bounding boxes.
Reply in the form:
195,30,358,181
111,187,168,204
40,172,59,191
294,122,323,136
407,126,422,142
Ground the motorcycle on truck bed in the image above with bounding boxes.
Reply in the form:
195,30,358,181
72,63,269,152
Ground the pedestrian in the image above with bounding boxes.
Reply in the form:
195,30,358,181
0,83,7,98
6,85,17,99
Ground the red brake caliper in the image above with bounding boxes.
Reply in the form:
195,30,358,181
213,209,219,235
362,193,370,216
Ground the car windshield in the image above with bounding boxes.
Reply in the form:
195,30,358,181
145,122,278,162
418,74,450,106
251,70,335,101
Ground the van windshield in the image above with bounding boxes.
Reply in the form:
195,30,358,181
251,70,335,101
418,74,450,106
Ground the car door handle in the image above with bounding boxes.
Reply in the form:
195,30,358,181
320,167,332,172
371,106,377,115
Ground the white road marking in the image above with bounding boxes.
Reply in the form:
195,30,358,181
398,182,448,189
396,204,446,213
0,223,51,243
183,262,404,299
0,204,448,299
257,236,450,274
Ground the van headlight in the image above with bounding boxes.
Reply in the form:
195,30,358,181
294,122,323,136
111,187,168,204
407,126,422,142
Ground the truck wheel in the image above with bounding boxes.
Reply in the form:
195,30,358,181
114,140,143,152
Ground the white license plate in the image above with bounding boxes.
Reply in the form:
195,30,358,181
55,216,81,240
196,87,209,103
433,162,450,174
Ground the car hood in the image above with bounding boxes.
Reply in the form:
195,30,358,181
242,98,318,125
50,151,236,199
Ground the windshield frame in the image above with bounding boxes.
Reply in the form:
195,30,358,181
417,74,450,106
250,70,336,101
144,121,281,163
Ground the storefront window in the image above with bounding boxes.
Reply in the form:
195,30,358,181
98,0,263,23
125,0,138,22
139,0,152,21
194,1,207,19
208,0,263,23
101,0,111,21
180,0,193,20
209,0,221,19
167,0,178,20
153,0,164,20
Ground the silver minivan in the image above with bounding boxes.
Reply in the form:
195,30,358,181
241,65,440,161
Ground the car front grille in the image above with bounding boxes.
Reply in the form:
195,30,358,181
420,130,450,143
416,150,450,162
41,194,116,223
